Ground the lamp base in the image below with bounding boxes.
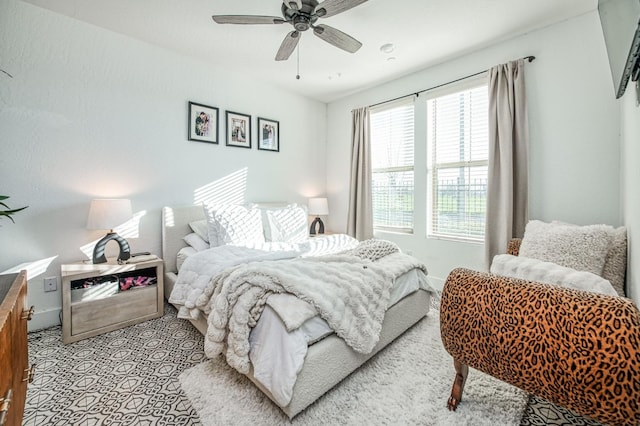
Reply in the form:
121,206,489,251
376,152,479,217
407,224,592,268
93,232,131,264
309,217,325,235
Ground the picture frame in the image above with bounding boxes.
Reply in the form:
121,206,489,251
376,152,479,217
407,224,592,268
257,117,279,152
226,111,252,149
188,102,219,144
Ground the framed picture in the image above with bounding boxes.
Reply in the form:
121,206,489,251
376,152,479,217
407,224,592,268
226,111,252,149
257,117,279,152
188,102,219,144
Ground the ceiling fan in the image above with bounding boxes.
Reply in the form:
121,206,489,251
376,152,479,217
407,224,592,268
212,0,368,61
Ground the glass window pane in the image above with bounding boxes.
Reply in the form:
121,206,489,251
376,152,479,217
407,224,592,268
432,166,486,239
372,170,414,229
427,83,488,241
371,104,414,169
371,101,415,231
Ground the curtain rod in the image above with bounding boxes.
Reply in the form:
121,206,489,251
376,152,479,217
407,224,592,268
367,55,535,109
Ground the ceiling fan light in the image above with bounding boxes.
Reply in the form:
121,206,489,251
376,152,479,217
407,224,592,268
284,0,303,10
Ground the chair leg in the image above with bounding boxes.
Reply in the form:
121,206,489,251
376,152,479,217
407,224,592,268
447,359,469,411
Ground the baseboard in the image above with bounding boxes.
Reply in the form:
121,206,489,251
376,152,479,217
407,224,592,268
428,275,445,292
28,308,61,332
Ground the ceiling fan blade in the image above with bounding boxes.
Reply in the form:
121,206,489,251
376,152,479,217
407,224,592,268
212,15,285,25
314,0,368,18
313,24,362,53
282,0,302,11
275,31,300,61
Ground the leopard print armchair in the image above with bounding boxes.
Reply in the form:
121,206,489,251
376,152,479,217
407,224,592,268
440,243,640,425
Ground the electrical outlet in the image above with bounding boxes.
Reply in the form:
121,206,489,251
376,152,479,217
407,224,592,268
44,276,58,292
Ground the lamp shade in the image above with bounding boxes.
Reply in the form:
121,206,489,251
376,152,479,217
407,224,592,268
308,198,329,216
86,199,133,230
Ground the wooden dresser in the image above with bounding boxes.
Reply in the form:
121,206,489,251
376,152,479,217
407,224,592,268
0,271,33,426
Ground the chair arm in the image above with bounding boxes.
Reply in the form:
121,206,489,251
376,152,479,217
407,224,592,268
507,238,522,256
440,268,640,426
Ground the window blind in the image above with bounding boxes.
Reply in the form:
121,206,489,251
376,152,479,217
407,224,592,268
370,99,415,232
427,83,488,241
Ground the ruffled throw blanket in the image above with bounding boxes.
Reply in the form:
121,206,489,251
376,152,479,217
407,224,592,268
201,240,427,375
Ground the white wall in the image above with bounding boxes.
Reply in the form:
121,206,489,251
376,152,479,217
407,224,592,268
327,12,621,288
0,0,327,330
621,85,640,305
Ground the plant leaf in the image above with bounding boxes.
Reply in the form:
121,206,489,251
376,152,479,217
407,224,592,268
0,212,16,223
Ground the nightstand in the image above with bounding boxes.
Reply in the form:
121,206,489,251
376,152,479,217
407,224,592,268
61,257,164,344
310,231,335,237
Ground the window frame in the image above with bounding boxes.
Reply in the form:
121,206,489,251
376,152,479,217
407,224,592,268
370,97,416,234
424,75,489,243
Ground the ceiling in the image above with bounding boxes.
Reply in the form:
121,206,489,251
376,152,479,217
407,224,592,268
24,0,597,103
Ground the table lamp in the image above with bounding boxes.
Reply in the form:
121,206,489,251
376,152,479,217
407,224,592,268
87,199,133,264
308,197,329,235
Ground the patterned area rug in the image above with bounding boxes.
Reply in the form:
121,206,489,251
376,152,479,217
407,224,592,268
180,310,529,425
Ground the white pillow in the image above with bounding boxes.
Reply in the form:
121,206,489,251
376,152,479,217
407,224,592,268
491,254,617,296
518,220,613,276
183,232,210,252
601,226,627,296
264,205,309,243
176,246,197,271
210,204,265,245
189,220,209,243
202,204,223,247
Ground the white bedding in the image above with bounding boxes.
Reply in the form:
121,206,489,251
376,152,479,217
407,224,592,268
170,234,432,407
251,268,428,406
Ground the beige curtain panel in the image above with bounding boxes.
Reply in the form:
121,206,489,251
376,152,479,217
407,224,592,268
347,106,374,240
484,58,530,268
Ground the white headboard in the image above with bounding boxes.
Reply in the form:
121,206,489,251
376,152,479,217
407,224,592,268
161,205,205,273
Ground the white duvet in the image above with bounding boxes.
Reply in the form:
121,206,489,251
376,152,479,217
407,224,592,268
170,235,432,407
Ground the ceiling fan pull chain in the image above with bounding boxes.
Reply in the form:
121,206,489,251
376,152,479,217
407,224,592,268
296,43,301,80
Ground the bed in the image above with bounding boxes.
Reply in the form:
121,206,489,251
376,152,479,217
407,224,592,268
161,203,433,419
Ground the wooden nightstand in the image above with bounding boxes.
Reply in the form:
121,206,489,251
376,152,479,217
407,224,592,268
309,231,335,237
61,257,164,344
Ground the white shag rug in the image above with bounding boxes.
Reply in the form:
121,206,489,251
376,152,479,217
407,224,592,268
180,311,528,425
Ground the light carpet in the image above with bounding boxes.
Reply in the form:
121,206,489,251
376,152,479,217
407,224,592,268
180,311,528,425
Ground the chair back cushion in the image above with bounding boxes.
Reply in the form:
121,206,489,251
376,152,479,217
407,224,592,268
516,220,627,296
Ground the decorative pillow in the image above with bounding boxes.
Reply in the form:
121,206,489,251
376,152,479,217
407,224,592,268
183,232,210,252
601,226,627,296
491,254,617,296
549,221,627,296
176,246,197,271
518,220,613,276
202,204,224,247
264,205,309,243
210,204,265,245
342,239,399,261
189,220,209,243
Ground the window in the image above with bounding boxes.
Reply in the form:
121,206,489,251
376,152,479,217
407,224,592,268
427,80,488,241
370,99,415,232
